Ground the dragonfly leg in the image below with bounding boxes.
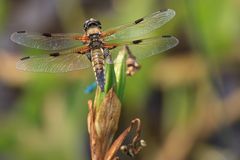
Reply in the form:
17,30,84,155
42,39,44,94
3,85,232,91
103,48,113,63
86,52,92,61
103,48,110,58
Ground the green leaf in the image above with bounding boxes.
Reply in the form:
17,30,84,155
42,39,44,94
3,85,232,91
114,47,127,101
105,63,117,93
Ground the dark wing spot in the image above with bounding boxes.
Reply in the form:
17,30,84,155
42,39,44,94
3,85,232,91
132,39,142,44
162,35,172,38
49,52,60,57
42,33,52,37
20,56,30,60
17,30,26,33
134,18,144,24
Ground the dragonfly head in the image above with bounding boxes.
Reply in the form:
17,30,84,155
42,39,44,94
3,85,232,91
84,18,102,31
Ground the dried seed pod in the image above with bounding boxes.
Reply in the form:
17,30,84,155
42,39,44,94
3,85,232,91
105,118,146,160
126,57,141,76
125,46,141,76
88,89,121,160
95,89,121,155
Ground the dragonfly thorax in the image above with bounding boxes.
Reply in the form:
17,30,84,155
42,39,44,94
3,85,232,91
88,33,103,49
89,33,100,40
89,40,102,49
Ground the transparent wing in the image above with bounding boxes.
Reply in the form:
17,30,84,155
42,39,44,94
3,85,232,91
11,31,85,50
108,35,179,63
103,9,175,43
16,49,91,73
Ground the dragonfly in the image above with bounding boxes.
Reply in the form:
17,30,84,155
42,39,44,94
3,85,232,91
11,9,178,92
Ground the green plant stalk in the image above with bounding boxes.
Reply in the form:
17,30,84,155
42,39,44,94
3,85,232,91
89,47,127,160
94,48,127,109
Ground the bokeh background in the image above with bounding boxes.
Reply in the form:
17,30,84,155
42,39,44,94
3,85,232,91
1,0,240,160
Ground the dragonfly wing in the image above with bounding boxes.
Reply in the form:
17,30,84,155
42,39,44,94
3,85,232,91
16,49,91,73
107,35,178,63
11,31,84,50
103,9,175,42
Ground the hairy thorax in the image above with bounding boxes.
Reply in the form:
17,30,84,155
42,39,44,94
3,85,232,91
86,27,103,49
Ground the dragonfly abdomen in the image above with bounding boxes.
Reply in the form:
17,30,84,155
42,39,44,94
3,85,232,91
91,48,105,91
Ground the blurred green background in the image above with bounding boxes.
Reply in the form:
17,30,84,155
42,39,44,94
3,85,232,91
1,0,240,160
